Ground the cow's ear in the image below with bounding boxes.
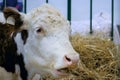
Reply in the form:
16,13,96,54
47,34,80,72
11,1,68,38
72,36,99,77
3,7,23,29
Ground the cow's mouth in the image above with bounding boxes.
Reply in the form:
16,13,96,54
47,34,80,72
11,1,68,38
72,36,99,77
57,68,70,73
55,68,71,76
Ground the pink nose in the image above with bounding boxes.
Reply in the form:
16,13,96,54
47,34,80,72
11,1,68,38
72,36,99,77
64,53,79,67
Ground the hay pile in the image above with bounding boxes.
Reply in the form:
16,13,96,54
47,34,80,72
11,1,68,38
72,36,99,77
43,33,120,80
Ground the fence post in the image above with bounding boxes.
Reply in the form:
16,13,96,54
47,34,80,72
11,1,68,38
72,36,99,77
2,0,6,8
46,0,49,3
67,0,71,24
90,0,93,34
111,0,114,41
24,0,27,13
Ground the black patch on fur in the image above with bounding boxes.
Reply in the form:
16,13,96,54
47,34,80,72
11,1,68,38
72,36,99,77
16,54,28,80
1,37,17,73
0,23,28,80
21,30,28,44
0,23,17,73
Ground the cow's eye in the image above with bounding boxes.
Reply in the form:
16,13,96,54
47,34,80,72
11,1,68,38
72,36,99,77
36,28,42,33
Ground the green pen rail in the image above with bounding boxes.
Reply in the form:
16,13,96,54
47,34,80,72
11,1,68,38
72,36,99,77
90,0,93,34
111,0,114,41
46,0,49,3
24,0,27,13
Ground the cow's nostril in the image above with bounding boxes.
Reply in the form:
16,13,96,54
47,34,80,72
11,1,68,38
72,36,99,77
65,55,71,62
64,54,79,65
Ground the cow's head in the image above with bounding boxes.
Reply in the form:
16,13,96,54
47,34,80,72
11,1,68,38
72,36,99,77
5,4,79,78
22,4,80,77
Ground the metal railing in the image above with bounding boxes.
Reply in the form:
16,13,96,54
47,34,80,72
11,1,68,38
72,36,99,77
111,0,114,40
24,0,27,13
23,0,114,40
68,0,114,40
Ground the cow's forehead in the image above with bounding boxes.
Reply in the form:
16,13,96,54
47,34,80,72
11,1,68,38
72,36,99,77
27,4,63,19
27,4,69,28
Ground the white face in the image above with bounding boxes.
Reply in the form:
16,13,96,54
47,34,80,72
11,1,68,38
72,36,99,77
22,4,79,77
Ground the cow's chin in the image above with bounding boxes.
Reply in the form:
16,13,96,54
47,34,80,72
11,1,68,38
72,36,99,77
49,68,71,78
39,68,69,78
52,70,69,77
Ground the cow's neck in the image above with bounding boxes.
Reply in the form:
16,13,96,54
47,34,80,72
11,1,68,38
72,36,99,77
13,30,28,80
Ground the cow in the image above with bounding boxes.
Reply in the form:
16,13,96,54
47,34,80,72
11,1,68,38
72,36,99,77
0,4,79,80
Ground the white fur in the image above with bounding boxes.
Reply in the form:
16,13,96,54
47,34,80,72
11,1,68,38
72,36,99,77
0,12,16,25
0,12,5,23
14,33,24,55
6,17,15,25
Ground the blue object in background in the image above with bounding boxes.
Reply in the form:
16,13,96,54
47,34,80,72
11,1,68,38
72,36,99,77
0,0,23,12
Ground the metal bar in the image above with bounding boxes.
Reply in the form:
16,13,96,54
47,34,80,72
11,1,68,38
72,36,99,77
90,0,93,34
3,0,5,8
4,0,6,7
46,0,48,3
111,0,114,40
24,0,27,13
67,0,71,23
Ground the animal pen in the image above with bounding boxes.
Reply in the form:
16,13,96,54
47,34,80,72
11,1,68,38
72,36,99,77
1,0,120,80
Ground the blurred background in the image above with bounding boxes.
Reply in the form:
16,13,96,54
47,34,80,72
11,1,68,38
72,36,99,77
0,0,120,43
25,0,120,25
25,0,120,43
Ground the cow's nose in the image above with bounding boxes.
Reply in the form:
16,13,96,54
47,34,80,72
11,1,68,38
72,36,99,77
64,53,79,67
